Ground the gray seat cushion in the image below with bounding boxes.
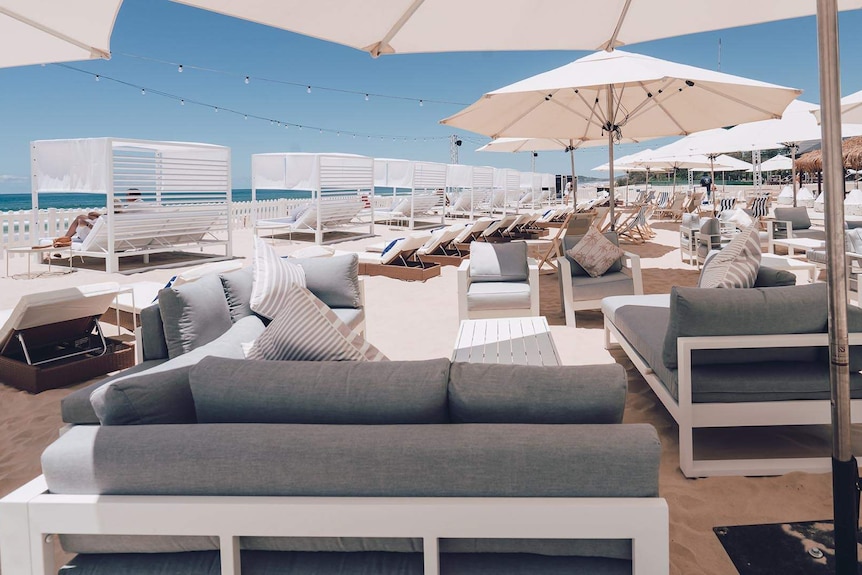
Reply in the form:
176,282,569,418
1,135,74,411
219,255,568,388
569,271,634,301
466,281,532,311
805,249,828,265
792,228,826,242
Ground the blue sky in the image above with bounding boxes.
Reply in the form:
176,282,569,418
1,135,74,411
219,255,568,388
1,1,862,193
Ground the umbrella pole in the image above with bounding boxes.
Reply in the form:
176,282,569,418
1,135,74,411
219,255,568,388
569,140,577,207
607,86,616,231
710,157,717,214
790,144,800,208
816,2,859,573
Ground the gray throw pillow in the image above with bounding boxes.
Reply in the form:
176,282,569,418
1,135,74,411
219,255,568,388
219,267,254,322
468,241,529,282
290,253,362,309
158,273,233,359
91,366,196,425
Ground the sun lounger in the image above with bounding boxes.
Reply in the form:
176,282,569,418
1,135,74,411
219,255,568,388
357,235,441,281
0,282,135,392
481,215,520,240
255,197,366,244
416,225,470,266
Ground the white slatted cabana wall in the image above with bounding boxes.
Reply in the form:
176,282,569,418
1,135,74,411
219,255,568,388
31,138,232,273
252,153,374,244
410,161,448,229
492,168,522,214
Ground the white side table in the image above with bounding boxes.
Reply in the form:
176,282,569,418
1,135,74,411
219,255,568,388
5,245,73,279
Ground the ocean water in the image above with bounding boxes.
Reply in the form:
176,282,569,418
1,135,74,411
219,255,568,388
0,189,319,212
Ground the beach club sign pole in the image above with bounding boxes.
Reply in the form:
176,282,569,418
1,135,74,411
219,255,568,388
816,1,858,572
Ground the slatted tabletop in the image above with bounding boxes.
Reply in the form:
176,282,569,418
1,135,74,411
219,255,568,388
452,316,560,366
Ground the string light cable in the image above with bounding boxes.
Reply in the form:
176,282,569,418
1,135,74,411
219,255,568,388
53,63,452,143
116,52,469,107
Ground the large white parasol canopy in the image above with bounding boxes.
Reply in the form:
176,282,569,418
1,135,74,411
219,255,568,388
0,0,121,68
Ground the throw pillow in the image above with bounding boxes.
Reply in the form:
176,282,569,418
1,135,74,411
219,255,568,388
291,253,362,309
247,283,387,362
158,273,233,359
722,208,753,230
565,227,625,278
250,236,307,320
91,365,196,426
468,241,529,282
697,223,762,288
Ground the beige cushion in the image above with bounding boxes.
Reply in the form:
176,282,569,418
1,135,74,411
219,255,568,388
247,284,386,362
697,224,761,288
565,227,625,278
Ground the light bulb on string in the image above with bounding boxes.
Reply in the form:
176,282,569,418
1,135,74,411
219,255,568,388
307,86,311,94
180,99,184,106
214,107,218,113
419,100,424,107
178,64,183,73
285,124,289,129
244,114,248,120
319,129,323,134
141,88,146,96
337,132,340,137
244,76,250,85
95,75,100,82
365,94,369,101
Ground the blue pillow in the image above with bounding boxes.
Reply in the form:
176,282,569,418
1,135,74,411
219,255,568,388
381,238,404,256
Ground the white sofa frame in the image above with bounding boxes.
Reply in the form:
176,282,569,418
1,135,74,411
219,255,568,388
604,319,862,478
0,475,669,575
558,253,643,327
457,258,540,321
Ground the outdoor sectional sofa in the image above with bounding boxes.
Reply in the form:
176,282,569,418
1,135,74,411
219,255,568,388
602,279,862,478
1,252,669,574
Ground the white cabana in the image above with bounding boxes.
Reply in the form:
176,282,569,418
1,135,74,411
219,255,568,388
373,158,447,229
446,164,494,220
845,188,862,216
492,168,521,213
31,137,232,273
252,153,374,244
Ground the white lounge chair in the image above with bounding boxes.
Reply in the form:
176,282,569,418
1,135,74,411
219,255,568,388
357,235,441,281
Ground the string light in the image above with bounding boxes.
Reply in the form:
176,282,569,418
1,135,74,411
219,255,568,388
178,64,183,73
55,63,451,143
419,100,424,107
115,52,469,107
365,94,369,101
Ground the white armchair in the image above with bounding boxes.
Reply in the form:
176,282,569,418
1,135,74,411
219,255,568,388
457,241,540,321
557,232,643,327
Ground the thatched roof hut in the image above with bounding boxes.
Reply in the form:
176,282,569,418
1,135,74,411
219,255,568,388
795,136,862,173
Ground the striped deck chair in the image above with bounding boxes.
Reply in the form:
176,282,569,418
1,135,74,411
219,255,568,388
655,190,670,209
718,197,737,213
748,195,770,219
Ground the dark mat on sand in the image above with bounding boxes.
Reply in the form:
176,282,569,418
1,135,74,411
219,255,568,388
714,520,861,574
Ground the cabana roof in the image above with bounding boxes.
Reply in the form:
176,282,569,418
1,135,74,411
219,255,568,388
795,136,862,173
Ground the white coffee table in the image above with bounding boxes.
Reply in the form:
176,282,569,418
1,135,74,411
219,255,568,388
452,316,560,366
760,253,818,284
771,237,825,257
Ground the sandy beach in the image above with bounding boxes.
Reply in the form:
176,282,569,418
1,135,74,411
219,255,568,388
0,217,847,575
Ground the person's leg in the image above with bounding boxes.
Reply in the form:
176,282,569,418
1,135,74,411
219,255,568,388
64,215,89,238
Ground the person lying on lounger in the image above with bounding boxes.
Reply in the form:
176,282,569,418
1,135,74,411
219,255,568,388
59,189,142,242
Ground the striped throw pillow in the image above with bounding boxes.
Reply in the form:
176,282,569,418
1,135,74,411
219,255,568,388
250,237,307,320
247,283,387,362
698,223,761,288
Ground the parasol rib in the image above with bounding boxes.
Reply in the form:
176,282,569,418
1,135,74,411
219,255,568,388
364,0,426,57
602,0,633,51
0,6,111,59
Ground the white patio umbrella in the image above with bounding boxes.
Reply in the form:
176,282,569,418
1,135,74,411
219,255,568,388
752,154,794,171
814,88,862,124
0,1,121,68
477,136,650,204
172,0,862,57
442,50,800,227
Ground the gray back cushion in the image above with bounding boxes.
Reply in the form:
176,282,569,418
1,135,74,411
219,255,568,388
699,217,720,236
448,363,627,424
219,267,254,322
774,207,812,230
662,283,828,369
91,366,196,426
139,304,168,361
158,274,233,359
681,213,700,229
469,241,529,282
562,233,623,277
190,356,450,424
291,253,362,309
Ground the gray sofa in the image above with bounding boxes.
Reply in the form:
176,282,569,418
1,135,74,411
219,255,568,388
2,357,668,575
61,253,365,425
767,206,827,253
603,282,862,478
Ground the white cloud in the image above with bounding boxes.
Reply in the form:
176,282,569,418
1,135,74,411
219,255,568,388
0,175,26,183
